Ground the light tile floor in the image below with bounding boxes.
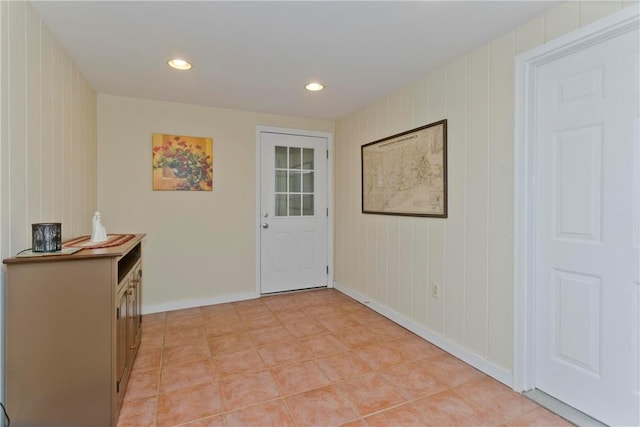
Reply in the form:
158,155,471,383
117,289,574,427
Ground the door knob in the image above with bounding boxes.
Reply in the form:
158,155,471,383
262,223,269,229
262,211,269,218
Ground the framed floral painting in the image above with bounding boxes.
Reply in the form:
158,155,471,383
152,134,213,191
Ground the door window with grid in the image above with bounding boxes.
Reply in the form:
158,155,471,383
274,146,315,217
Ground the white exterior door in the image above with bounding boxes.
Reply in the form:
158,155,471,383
534,26,639,426
259,131,328,294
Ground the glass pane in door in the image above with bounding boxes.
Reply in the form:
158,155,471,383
303,148,314,169
275,146,287,168
275,171,287,192
303,194,314,216
289,147,301,169
289,194,301,216
275,194,287,216
303,171,314,193
289,171,301,192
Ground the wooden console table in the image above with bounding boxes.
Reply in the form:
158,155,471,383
3,233,145,427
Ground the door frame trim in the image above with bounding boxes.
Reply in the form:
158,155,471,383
254,126,334,296
513,6,639,393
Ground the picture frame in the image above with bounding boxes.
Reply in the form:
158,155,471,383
152,134,213,191
361,119,447,217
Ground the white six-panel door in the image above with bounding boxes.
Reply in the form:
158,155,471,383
259,131,328,294
534,26,639,426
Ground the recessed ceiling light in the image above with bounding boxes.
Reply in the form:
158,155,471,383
168,58,192,71
305,82,324,91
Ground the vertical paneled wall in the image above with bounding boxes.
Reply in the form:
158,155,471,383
1,0,97,250
0,1,97,399
334,0,631,373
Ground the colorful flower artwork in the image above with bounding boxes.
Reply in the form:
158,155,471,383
152,134,213,191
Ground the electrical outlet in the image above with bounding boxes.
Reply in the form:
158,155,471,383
431,282,440,299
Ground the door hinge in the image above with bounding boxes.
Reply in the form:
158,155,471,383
326,265,329,274
116,307,120,319
326,207,328,216
326,149,329,159
116,380,120,393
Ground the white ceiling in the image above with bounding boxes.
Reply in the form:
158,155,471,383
31,1,559,120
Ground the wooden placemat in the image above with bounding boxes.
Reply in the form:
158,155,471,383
16,247,82,258
63,234,135,249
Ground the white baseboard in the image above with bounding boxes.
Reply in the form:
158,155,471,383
142,283,336,315
142,292,259,315
333,281,514,388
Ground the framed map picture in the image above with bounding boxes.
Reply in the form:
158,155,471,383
361,120,447,217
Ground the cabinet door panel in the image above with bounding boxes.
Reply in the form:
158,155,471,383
126,265,139,366
134,265,142,347
116,283,129,393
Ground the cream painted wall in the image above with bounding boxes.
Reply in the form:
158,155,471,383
97,94,333,313
334,0,633,376
0,1,97,400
